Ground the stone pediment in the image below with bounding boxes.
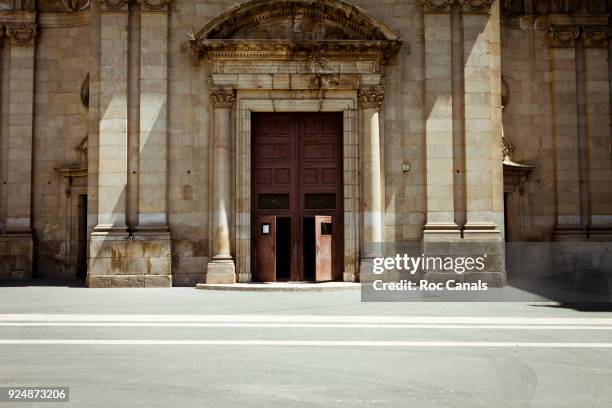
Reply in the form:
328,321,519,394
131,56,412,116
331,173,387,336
190,0,401,63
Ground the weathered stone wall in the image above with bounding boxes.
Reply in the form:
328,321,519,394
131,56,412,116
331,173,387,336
33,12,90,278
501,13,612,242
6,0,609,286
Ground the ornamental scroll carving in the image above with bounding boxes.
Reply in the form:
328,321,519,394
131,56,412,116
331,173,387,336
4,23,38,45
210,88,236,109
358,86,384,110
136,0,172,11
190,0,401,63
98,0,172,12
419,0,493,13
549,25,610,48
582,27,610,48
549,25,579,47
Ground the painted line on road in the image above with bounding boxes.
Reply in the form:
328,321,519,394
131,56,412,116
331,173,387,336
1,322,612,330
1,339,612,348
1,315,612,325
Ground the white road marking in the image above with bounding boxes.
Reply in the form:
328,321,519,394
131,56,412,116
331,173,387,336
1,314,612,325
1,339,612,348
0,322,611,330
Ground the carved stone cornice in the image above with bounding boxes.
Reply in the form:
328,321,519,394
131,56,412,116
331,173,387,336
210,88,235,109
549,25,579,47
192,39,401,64
358,86,384,110
98,0,130,12
581,26,610,47
4,22,38,45
136,0,172,12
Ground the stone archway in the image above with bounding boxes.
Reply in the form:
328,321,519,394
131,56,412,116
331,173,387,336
190,0,401,283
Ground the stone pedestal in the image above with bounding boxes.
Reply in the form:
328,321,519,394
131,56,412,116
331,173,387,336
87,231,172,288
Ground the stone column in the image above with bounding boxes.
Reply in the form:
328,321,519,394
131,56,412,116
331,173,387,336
358,87,384,263
420,0,461,240
0,18,37,279
88,0,130,287
206,88,236,284
136,0,170,230
93,0,129,233
461,0,503,237
5,22,37,234
549,26,583,239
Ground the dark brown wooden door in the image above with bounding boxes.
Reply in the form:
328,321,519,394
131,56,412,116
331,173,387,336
252,113,343,282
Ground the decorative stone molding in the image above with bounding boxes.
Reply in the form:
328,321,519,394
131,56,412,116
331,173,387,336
461,0,494,13
419,0,453,13
59,0,90,13
192,39,401,63
136,0,172,12
4,22,37,45
80,74,89,108
549,25,579,47
190,0,401,64
98,0,129,11
210,88,236,109
195,0,398,41
581,26,610,47
358,86,384,110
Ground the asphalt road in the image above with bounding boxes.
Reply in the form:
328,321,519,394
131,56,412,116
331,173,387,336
1,286,611,408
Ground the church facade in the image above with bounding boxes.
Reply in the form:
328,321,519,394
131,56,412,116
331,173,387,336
0,0,610,287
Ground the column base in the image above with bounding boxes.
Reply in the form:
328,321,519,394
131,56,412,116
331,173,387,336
423,223,461,241
205,259,236,284
553,225,588,241
0,233,34,280
87,230,172,288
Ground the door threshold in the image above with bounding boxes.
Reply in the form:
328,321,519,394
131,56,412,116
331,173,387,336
196,282,360,292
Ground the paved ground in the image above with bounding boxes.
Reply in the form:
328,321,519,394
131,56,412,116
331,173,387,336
1,285,612,407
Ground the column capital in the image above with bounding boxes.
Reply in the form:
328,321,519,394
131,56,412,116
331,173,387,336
358,86,384,110
3,23,38,46
419,0,493,13
136,0,173,12
581,26,610,48
419,0,453,13
549,25,579,47
210,87,236,109
459,0,493,13
98,0,130,12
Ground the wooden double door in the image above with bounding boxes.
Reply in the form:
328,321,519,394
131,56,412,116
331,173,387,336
252,112,343,282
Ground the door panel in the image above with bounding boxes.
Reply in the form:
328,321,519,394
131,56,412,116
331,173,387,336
315,215,333,282
252,113,343,281
255,215,276,282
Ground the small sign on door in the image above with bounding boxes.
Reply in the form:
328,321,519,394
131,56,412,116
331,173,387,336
321,222,332,235
262,223,271,235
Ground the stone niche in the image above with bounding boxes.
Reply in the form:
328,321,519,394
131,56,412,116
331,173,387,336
190,0,401,283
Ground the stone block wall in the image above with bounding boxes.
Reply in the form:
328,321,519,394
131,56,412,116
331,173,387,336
33,13,90,279
0,235,33,279
87,234,172,287
501,12,612,241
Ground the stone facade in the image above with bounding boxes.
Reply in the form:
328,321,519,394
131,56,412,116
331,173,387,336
0,0,610,286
